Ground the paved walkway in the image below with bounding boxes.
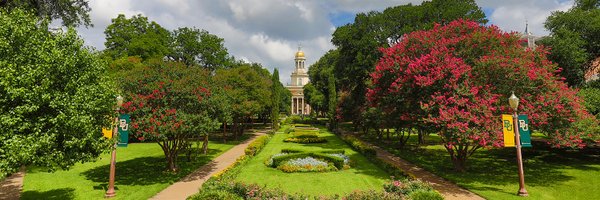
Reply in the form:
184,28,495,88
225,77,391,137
0,167,25,200
356,137,485,200
150,129,268,200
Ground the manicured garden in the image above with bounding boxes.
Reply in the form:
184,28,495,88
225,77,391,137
21,140,242,200
234,124,389,196
360,133,600,200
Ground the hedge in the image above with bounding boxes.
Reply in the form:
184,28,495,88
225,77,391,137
244,135,271,156
279,149,344,154
283,137,327,143
341,135,376,157
270,152,345,169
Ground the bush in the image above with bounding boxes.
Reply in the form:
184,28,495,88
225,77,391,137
270,152,345,169
342,190,402,200
294,124,311,127
384,179,436,197
291,132,319,138
341,135,377,157
407,190,444,200
187,190,242,200
284,137,328,143
244,135,271,156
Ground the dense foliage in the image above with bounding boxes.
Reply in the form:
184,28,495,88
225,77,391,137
368,19,599,171
326,0,487,127
540,0,600,86
0,0,92,27
120,61,217,171
0,9,114,176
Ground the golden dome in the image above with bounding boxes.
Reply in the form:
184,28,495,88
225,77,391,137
295,50,305,58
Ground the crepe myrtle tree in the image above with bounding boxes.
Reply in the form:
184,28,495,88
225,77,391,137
120,61,217,172
368,19,599,171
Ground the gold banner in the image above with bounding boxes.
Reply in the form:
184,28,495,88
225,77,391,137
502,114,515,147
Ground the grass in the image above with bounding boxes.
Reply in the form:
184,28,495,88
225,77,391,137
21,138,244,200
361,132,600,200
235,125,390,196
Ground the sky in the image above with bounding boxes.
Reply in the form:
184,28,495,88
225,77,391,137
74,0,574,85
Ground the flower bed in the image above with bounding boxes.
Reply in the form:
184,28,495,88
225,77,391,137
265,150,350,172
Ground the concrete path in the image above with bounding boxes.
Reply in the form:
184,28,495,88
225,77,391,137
360,139,485,200
0,167,25,200
150,129,268,200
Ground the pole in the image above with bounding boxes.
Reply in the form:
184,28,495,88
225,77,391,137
513,112,528,196
105,110,119,198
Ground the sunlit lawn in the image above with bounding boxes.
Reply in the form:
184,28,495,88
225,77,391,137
362,133,600,200
235,125,390,196
22,139,242,200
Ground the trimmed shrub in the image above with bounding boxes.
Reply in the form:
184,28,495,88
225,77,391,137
341,135,376,157
280,148,304,153
294,124,311,127
292,132,319,138
188,190,242,200
245,135,271,156
284,137,327,143
407,190,444,200
270,152,345,169
343,190,402,200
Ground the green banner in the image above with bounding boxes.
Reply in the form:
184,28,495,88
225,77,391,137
518,115,532,148
117,114,130,147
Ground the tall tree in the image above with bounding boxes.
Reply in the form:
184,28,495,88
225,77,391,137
306,49,338,115
271,68,281,130
329,0,487,127
0,0,92,27
0,9,114,177
541,0,600,86
328,71,337,130
368,20,599,171
104,14,172,60
120,60,217,171
170,27,233,70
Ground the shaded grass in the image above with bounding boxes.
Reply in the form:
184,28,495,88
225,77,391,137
362,133,600,200
22,139,243,200
235,125,390,196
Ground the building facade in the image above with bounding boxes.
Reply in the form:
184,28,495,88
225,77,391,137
286,47,311,115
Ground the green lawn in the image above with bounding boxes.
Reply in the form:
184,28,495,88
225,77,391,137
22,139,241,200
235,125,390,196
363,133,600,200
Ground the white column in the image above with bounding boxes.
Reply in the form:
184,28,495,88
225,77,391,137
301,97,304,115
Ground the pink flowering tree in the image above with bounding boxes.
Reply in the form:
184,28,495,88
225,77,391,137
120,60,217,172
368,19,599,171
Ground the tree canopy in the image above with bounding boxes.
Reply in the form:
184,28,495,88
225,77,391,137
0,0,92,27
541,0,600,86
104,14,172,60
368,19,599,171
0,9,114,177
328,0,487,126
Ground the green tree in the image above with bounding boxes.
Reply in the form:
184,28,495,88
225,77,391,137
306,49,337,116
542,0,600,86
213,63,272,138
328,71,337,130
104,14,172,60
329,0,487,127
271,68,281,130
120,60,217,171
0,9,114,177
170,27,233,70
0,0,92,27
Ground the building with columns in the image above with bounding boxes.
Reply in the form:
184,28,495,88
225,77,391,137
286,47,311,115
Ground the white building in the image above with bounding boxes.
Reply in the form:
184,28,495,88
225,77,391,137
286,47,311,115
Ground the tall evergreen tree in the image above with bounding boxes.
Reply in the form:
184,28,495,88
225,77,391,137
271,68,281,130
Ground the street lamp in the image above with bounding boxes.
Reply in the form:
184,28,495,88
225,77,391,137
105,95,123,198
509,92,528,196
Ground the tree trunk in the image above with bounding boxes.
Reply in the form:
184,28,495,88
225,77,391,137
222,122,227,143
417,129,425,145
202,134,209,155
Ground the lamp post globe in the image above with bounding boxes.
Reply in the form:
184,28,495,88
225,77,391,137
116,95,124,108
509,92,519,111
